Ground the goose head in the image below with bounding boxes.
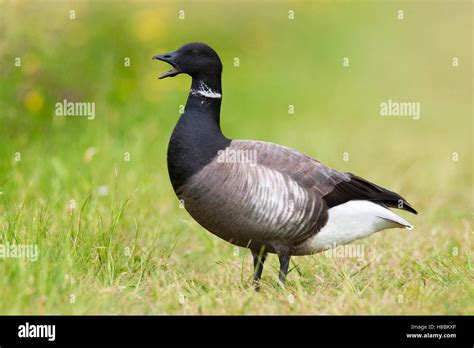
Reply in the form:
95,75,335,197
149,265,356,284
153,42,223,80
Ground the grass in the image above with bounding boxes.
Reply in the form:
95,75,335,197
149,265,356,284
0,0,472,314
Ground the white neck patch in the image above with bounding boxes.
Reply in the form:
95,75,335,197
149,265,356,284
191,82,221,99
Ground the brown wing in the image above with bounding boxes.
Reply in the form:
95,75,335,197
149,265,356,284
233,140,350,195
239,141,417,214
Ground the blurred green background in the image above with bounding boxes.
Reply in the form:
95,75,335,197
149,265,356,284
0,0,472,314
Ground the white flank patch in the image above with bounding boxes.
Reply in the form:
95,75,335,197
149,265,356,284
191,82,221,99
296,200,413,254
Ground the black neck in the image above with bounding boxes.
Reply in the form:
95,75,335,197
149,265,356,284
187,77,223,129
167,77,231,192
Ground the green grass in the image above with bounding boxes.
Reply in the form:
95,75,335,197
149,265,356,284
0,0,472,314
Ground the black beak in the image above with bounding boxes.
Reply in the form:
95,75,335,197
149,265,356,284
152,51,180,79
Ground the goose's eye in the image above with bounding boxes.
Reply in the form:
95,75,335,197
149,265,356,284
191,49,199,56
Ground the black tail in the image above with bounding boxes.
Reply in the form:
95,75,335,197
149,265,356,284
324,173,418,214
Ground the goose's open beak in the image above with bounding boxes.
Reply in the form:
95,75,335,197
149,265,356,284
153,51,180,79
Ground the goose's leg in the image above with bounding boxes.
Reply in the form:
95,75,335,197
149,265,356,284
277,253,291,285
251,249,267,291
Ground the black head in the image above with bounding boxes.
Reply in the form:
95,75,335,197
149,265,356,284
153,42,222,80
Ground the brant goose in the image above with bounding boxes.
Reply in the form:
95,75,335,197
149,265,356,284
153,42,417,288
